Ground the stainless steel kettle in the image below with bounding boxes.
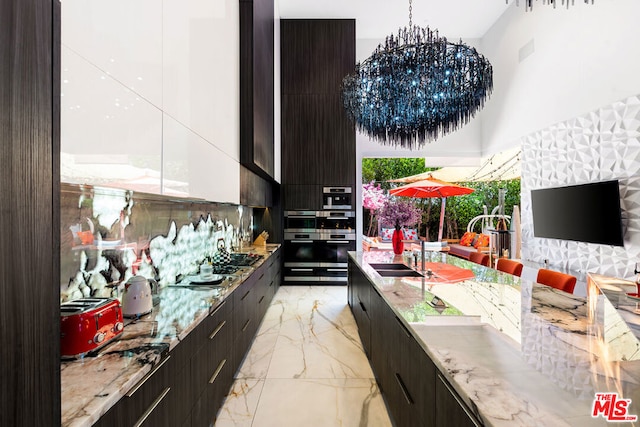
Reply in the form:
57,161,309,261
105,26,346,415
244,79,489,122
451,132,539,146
122,275,155,318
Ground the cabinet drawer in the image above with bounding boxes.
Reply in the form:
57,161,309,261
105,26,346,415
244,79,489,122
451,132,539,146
191,301,232,398
121,355,173,427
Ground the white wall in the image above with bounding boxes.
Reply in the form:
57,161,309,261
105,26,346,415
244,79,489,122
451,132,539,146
61,0,241,203
480,0,640,155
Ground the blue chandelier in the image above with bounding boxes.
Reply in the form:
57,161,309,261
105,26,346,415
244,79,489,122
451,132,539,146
341,1,493,149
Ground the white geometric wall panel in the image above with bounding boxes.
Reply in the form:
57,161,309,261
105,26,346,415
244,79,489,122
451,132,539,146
521,95,640,281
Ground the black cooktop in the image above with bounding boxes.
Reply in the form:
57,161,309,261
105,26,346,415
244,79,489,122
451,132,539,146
210,265,240,275
229,253,263,267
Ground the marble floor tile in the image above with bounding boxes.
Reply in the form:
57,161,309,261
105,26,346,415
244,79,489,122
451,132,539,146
251,378,392,427
216,286,389,426
236,320,280,379
267,324,373,379
215,379,264,427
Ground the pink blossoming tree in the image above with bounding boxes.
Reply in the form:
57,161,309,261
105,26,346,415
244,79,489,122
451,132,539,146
362,181,387,237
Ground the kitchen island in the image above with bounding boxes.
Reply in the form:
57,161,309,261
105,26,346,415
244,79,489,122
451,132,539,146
61,244,281,427
349,250,640,427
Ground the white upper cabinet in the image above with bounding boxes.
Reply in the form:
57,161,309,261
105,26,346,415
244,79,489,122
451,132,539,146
163,114,240,204
61,0,241,200
163,0,240,161
62,0,163,107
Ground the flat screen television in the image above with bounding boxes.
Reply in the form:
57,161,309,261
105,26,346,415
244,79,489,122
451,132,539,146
531,180,624,246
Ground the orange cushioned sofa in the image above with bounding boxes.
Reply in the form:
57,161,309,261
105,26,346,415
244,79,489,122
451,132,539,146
446,231,490,260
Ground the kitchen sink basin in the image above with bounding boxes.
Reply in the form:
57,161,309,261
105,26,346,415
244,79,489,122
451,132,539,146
368,263,414,271
375,269,424,277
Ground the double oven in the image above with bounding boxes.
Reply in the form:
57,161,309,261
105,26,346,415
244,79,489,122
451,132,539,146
284,210,356,283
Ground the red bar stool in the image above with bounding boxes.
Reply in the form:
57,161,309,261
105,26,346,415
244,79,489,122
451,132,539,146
496,258,523,277
469,252,490,267
536,268,577,294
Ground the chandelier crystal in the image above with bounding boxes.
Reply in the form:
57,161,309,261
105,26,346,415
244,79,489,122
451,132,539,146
508,0,594,11
341,2,493,149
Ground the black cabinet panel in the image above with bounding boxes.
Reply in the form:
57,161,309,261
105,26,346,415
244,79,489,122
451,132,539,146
283,184,320,210
436,373,482,427
281,19,355,95
240,165,273,208
240,0,275,180
280,19,356,191
0,0,61,425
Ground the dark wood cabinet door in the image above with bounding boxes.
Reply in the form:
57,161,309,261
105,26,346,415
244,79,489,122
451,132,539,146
435,373,482,427
283,184,320,210
240,165,273,208
119,356,173,427
280,19,356,190
281,95,324,185
0,0,61,425
319,94,355,187
281,19,355,95
240,0,275,180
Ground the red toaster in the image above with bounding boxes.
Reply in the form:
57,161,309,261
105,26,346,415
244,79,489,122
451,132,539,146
60,297,124,358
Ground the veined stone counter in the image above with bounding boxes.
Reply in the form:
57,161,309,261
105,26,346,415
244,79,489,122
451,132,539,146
61,244,280,427
350,250,640,427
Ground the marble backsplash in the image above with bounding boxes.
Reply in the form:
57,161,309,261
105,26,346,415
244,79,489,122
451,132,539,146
60,183,253,302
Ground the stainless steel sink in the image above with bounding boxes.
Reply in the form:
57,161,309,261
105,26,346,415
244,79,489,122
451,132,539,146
367,263,423,277
368,263,414,271
375,269,424,277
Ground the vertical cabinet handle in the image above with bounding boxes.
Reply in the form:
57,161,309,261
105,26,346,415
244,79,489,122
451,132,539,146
242,318,251,332
133,387,171,427
209,359,227,384
359,301,367,312
395,373,414,405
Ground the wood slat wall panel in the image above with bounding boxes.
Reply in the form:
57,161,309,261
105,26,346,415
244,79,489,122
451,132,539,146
0,0,61,425
280,19,356,208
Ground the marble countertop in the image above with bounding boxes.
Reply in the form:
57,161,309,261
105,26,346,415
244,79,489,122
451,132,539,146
350,251,640,427
61,244,280,427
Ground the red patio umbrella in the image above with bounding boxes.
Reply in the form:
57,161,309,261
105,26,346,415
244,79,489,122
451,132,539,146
389,176,474,241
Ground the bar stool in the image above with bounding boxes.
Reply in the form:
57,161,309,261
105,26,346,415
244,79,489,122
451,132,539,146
536,268,577,294
469,252,490,267
496,258,523,277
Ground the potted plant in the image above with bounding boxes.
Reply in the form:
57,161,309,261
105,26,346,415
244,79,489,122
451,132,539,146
377,198,421,254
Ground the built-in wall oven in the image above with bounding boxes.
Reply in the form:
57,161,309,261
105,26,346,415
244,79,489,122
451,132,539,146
284,210,356,284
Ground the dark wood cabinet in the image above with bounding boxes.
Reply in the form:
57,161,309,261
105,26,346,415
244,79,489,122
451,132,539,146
348,257,475,427
283,184,321,210
240,0,275,180
281,20,356,96
280,19,356,209
95,248,282,427
350,263,371,358
436,373,482,427
0,0,61,425
240,165,273,208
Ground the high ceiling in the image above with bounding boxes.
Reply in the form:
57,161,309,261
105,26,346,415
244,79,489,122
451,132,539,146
277,0,512,40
